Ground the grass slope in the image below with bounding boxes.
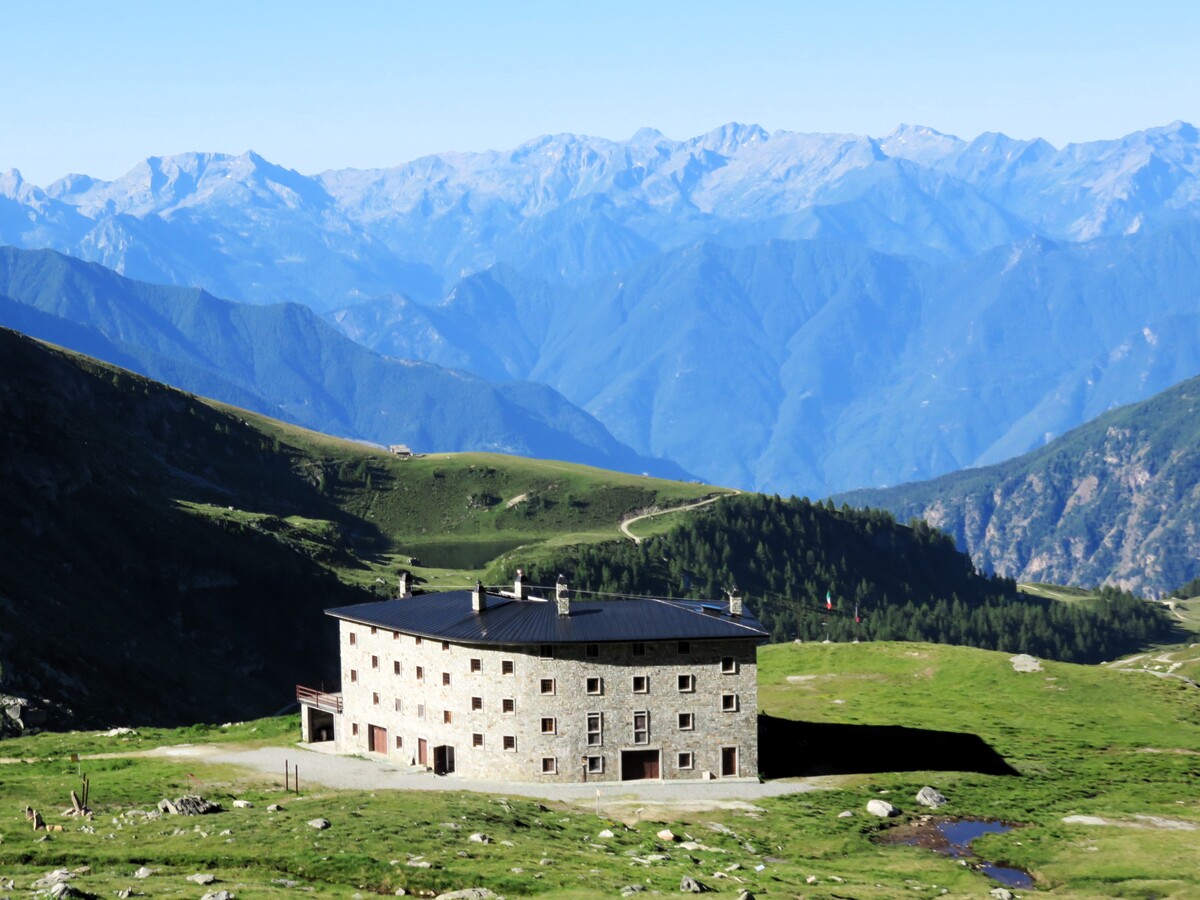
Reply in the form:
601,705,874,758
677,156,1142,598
0,642,1196,898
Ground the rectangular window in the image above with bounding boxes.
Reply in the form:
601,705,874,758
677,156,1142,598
350,669,358,683
586,712,602,746
677,674,695,693
540,716,556,734
586,676,603,695
541,756,556,774
678,712,694,731
417,703,425,720
721,656,737,675
586,643,599,658
502,659,515,675
540,678,555,695
352,722,359,736
721,693,738,712
394,698,402,712
631,641,645,656
349,632,356,646
393,660,401,675
586,755,603,774
503,698,515,714
395,735,403,749
678,751,693,770
442,641,450,651
539,644,553,659
414,636,422,645
503,735,516,751
371,626,377,636
415,666,424,681
677,641,690,654
633,711,649,745
632,675,648,694
472,733,484,748
393,631,399,641
371,655,379,669
443,710,452,724
442,672,451,687
471,696,483,711
470,658,482,673
372,692,380,706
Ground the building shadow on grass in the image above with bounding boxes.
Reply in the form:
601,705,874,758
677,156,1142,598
759,714,1019,777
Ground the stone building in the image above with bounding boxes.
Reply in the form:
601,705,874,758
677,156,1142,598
298,572,767,782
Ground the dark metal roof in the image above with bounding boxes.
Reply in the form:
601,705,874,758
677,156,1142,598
326,590,768,646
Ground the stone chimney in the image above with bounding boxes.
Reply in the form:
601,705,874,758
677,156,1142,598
727,587,743,617
514,568,529,600
472,580,487,613
555,574,571,617
397,570,413,599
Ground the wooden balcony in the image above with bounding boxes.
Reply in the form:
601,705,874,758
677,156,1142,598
296,685,342,713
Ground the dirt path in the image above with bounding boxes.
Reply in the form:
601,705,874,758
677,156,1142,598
619,492,738,544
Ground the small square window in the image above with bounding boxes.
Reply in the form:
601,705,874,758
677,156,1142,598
503,735,516,751
632,642,645,656
392,631,399,640
586,643,599,658
539,644,553,659
541,716,556,734
540,678,555,695
678,712,694,730
350,669,358,683
395,735,403,749
443,710,452,724
632,675,648,694
442,641,450,651
677,641,690,654
503,698,515,714
352,722,359,736
394,698,402,712
349,632,356,646
678,751,693,770
678,674,695,693
442,671,451,687
541,756,556,774
393,660,401,675
417,703,426,720
470,657,482,673
721,693,738,712
472,732,484,748
586,676,603,695
471,696,483,711
502,660,515,675
371,655,379,669
414,636,422,645
586,755,603,773
721,656,737,675
371,626,377,636
372,692,380,706
416,666,424,680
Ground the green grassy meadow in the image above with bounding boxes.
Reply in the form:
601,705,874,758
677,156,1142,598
3,642,1198,899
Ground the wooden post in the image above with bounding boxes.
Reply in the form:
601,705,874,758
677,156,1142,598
82,775,89,809
285,758,290,792
71,790,83,814
294,764,299,795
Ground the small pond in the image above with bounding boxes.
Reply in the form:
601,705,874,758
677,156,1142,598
399,538,533,570
879,817,1034,890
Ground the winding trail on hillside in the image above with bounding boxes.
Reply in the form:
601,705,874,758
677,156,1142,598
619,491,739,544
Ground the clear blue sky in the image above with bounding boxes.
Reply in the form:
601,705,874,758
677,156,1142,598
3,0,1198,186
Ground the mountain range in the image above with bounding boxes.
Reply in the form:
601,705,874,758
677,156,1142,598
4,122,1200,493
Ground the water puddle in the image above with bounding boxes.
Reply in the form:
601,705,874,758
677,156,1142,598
877,816,1034,889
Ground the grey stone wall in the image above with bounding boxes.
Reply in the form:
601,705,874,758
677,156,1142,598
332,614,759,783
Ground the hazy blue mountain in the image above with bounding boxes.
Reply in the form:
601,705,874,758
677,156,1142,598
0,247,688,479
838,373,1200,595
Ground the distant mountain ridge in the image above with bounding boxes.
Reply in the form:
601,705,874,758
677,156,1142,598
838,374,1200,595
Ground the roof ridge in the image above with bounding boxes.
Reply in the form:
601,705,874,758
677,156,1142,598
650,595,768,635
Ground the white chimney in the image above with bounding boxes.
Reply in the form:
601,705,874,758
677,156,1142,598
727,587,743,617
514,568,529,600
397,570,413,599
472,580,487,613
555,574,571,617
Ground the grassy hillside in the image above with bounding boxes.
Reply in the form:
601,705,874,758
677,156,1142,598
0,328,718,728
839,374,1200,595
1,641,1197,898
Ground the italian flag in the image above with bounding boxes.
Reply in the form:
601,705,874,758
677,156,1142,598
826,591,832,610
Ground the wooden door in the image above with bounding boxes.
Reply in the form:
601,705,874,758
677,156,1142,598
620,749,660,780
418,738,428,766
368,724,388,754
721,746,737,777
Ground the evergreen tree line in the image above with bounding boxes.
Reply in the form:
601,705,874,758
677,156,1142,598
511,494,1170,664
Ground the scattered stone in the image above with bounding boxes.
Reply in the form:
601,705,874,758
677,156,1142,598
1010,654,1043,673
267,804,284,812
232,800,254,809
394,890,407,897
806,875,819,884
837,810,853,818
433,890,495,900
45,883,83,899
115,890,140,899
132,868,153,879
307,818,331,830
407,860,432,869
100,727,137,737
467,832,490,843
200,892,235,900
866,799,899,817
656,828,676,842
916,787,947,809
158,796,220,816
679,875,708,893
736,892,755,900
539,858,553,866
620,886,644,897
32,870,74,889
272,879,298,888
598,829,615,838
989,889,1013,900
186,874,216,885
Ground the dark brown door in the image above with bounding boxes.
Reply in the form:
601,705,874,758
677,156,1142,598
418,738,428,766
721,746,737,777
368,724,388,753
433,745,455,775
620,749,660,780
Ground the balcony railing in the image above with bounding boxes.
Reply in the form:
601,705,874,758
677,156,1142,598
296,685,343,713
